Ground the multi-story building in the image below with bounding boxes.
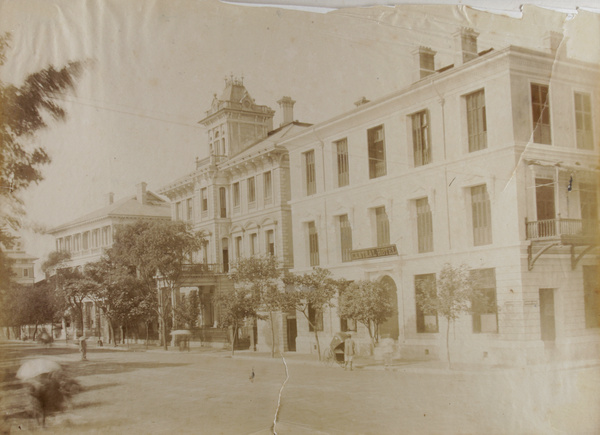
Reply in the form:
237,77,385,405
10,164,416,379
159,78,311,351
3,238,37,287
281,28,599,365
47,182,170,340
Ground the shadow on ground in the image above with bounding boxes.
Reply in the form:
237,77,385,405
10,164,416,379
61,361,189,377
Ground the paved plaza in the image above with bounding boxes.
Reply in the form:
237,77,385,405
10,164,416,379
1,341,599,434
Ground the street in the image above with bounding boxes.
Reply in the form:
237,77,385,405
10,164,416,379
1,342,599,434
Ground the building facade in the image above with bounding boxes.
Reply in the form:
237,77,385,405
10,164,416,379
159,78,311,351
4,238,37,287
281,29,599,365
47,182,170,341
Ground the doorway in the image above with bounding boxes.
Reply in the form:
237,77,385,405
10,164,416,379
539,288,556,341
378,276,399,340
286,316,297,351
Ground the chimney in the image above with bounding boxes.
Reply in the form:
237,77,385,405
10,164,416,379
412,46,436,81
277,96,296,126
453,27,479,66
136,182,147,205
105,192,114,206
544,31,564,55
354,96,370,107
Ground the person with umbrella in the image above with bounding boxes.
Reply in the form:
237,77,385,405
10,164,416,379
17,359,81,427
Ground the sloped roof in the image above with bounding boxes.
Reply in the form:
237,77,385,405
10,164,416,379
220,81,252,103
48,191,170,234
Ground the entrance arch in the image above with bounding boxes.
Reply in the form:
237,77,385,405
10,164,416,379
378,275,399,340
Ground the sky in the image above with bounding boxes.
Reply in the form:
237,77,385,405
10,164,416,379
0,0,598,279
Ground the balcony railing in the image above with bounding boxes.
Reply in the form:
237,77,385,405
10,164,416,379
181,263,227,275
526,218,599,243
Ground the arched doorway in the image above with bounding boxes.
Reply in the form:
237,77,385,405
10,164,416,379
378,276,399,340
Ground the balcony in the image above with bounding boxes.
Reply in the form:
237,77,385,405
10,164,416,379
181,263,227,275
526,218,599,244
526,218,599,270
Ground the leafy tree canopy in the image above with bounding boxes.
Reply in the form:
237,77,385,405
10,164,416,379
0,32,85,248
338,279,395,346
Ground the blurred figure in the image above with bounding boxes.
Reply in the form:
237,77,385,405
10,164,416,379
39,329,52,348
17,359,82,427
78,336,87,361
344,332,356,371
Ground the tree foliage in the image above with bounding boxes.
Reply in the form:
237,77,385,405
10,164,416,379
284,267,344,361
110,220,206,349
0,32,85,248
175,290,201,329
229,255,287,357
213,287,261,356
338,279,395,350
415,263,493,368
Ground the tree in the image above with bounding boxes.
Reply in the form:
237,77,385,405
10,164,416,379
284,268,343,361
213,287,260,356
0,32,85,249
84,256,146,345
415,263,492,368
229,255,287,358
58,267,99,336
110,220,206,350
338,279,395,352
175,290,200,329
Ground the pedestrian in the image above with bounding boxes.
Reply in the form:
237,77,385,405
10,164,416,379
344,332,356,371
79,336,87,361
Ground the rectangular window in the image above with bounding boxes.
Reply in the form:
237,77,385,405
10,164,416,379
416,198,433,253
201,188,208,216
23,268,29,277
304,150,316,196
250,233,258,256
531,83,552,145
235,236,243,259
308,221,319,266
466,89,487,152
263,171,273,204
82,232,89,250
219,188,227,218
412,111,431,166
575,92,593,150
368,125,386,178
584,265,600,328
336,138,349,187
308,303,323,332
233,182,240,208
471,185,492,246
339,214,353,262
375,207,390,247
247,177,256,206
415,274,438,333
186,198,193,221
471,268,498,333
266,230,275,256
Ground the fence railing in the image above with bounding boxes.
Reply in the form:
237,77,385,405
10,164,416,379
526,218,598,241
181,263,226,274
